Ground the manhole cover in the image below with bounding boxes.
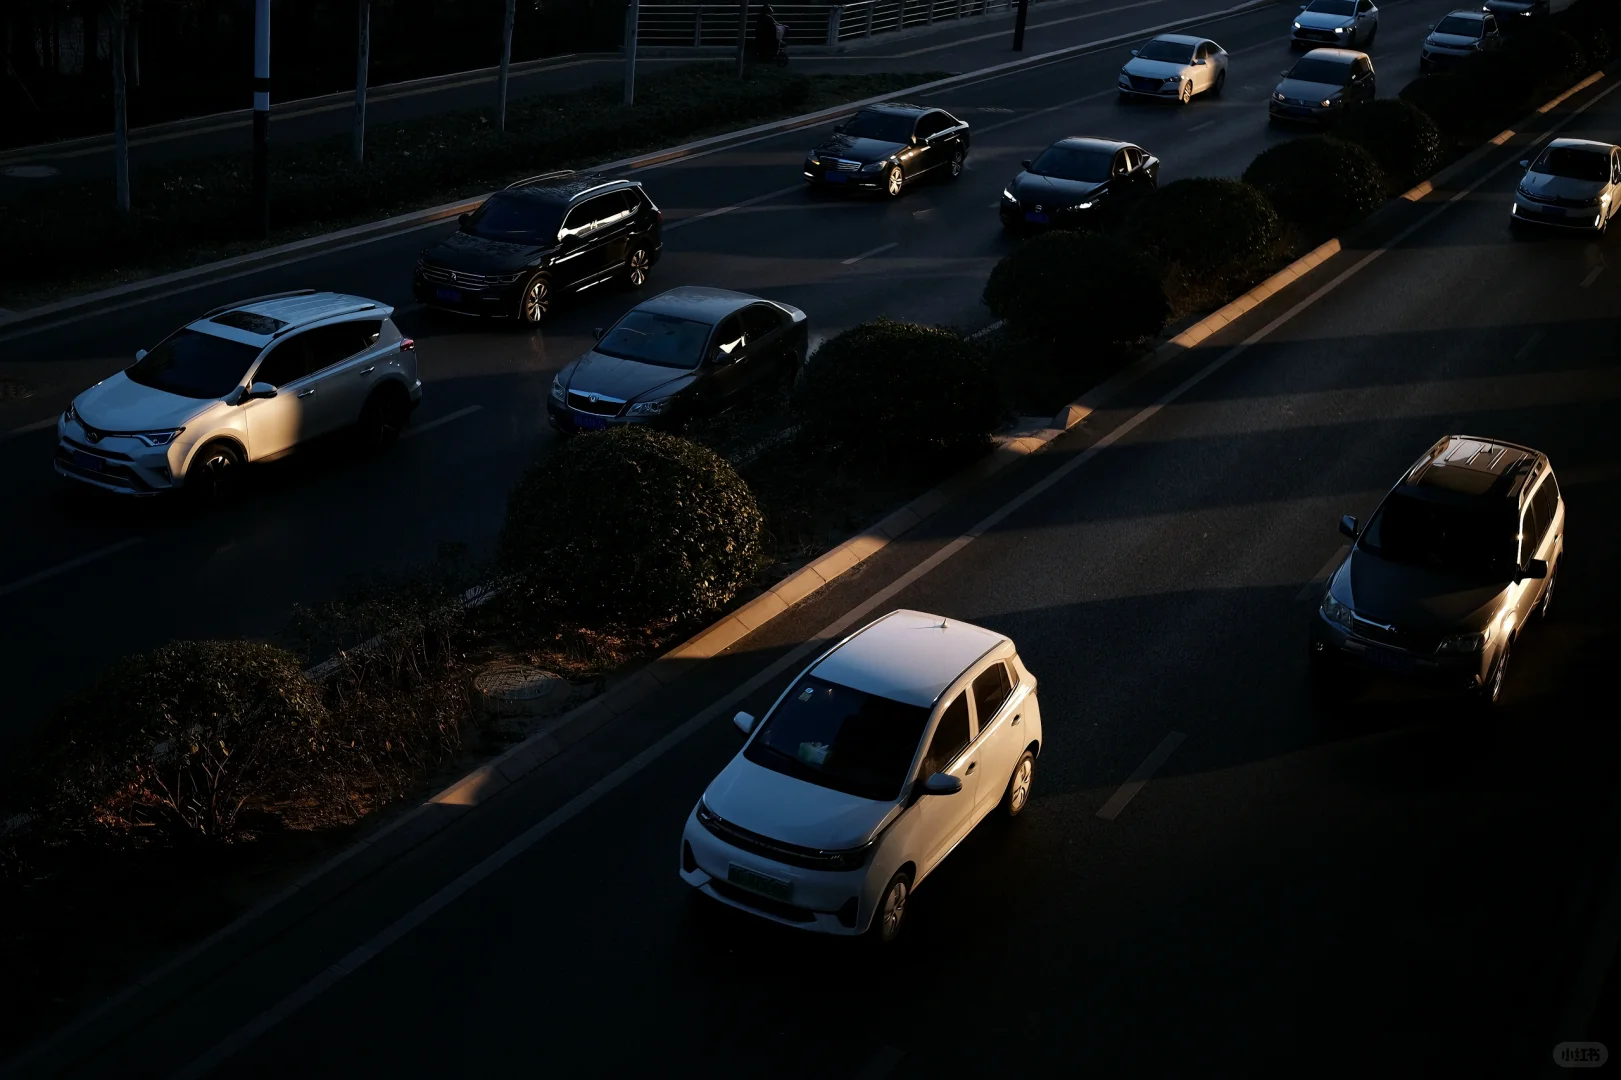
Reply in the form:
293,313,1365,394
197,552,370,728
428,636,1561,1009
473,663,567,718
0,378,33,399
2,164,60,179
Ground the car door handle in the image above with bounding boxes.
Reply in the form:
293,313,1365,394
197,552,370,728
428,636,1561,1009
296,388,316,398
359,366,375,375
966,761,976,774
1011,714,1021,726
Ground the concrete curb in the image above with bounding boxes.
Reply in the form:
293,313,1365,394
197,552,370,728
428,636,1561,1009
0,0,1277,340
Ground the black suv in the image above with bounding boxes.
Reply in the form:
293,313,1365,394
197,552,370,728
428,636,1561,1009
1311,435,1564,706
413,174,663,324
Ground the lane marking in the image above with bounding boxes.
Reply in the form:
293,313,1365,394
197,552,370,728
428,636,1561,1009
401,404,482,440
1515,330,1545,361
662,183,805,231
0,537,144,601
1187,120,1215,132
1581,265,1604,288
843,242,899,265
1097,731,1187,821
854,1046,906,1080
6,417,56,437
1295,544,1349,602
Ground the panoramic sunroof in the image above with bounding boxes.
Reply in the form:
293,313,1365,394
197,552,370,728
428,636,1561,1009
209,310,287,335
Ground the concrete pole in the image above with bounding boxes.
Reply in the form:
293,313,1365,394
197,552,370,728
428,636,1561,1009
1012,0,1029,49
353,0,370,162
735,0,749,78
498,0,516,131
253,0,271,237
624,0,640,104
112,0,129,213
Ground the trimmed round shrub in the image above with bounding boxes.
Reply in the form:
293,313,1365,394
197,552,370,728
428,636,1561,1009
792,319,1006,462
1335,99,1444,194
1241,136,1387,237
27,641,328,844
982,230,1169,346
1504,24,1587,86
1138,178,1279,275
500,426,762,629
1399,72,1480,140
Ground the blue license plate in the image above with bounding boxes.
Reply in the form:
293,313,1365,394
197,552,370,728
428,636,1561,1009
73,450,104,473
728,864,792,902
824,172,847,184
573,413,608,431
435,287,462,303
1361,647,1414,673
1025,212,1049,224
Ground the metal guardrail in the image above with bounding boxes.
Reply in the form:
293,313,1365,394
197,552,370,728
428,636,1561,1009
635,0,1024,50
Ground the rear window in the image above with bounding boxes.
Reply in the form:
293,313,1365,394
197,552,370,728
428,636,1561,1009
127,328,263,400
744,675,931,802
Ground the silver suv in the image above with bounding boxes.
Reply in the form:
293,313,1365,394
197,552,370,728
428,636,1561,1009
56,290,421,500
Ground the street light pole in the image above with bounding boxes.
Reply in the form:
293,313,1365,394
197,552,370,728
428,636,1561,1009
112,0,130,214
498,0,517,131
353,0,370,162
1012,0,1029,50
735,0,749,78
253,0,271,237
624,0,641,105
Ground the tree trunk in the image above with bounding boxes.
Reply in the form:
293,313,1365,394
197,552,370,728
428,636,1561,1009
497,0,516,132
352,0,369,162
112,0,129,213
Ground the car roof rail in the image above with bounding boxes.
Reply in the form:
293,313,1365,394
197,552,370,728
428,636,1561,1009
504,170,575,190
199,288,318,320
269,301,380,336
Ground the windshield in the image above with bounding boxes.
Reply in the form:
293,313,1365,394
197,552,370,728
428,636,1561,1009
594,311,711,370
837,110,916,144
1358,493,1516,578
1434,15,1482,36
1137,39,1195,63
1287,58,1353,85
1306,0,1357,14
1533,147,1611,182
1029,145,1114,183
465,193,565,243
126,328,262,400
744,675,930,802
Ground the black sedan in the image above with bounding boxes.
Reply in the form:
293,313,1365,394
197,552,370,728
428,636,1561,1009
803,103,970,196
1000,137,1159,232
546,287,808,433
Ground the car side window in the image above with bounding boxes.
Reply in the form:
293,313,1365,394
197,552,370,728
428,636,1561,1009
1194,42,1208,60
740,304,782,341
561,200,595,237
970,663,1014,736
1124,147,1141,170
920,693,971,778
1112,150,1130,176
1357,0,1372,12
711,314,745,361
304,320,384,372
1530,476,1559,547
1484,15,1496,34
252,336,315,389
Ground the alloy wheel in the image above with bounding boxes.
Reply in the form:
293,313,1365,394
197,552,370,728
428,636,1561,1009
886,166,904,197
1009,755,1033,814
362,390,408,448
1179,80,1192,104
1214,69,1226,95
1541,567,1558,618
625,247,651,288
949,150,965,179
189,443,241,504
521,274,551,323
1485,641,1510,704
877,877,908,943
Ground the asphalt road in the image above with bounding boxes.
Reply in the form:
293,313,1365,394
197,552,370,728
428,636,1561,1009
8,23,1620,1080
0,0,1458,742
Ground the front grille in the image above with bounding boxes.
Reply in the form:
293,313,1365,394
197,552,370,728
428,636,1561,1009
825,158,862,173
699,810,857,872
566,392,623,416
64,436,133,461
55,449,154,491
1520,189,1593,208
1350,617,1441,656
419,264,518,288
1295,27,1338,41
1128,75,1163,92
710,880,816,923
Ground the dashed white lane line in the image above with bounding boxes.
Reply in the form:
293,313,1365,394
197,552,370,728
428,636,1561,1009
1097,731,1187,821
0,537,144,601
663,183,805,233
6,416,56,437
1187,119,1216,132
1515,330,1545,361
1296,544,1349,602
853,1046,906,1080
843,241,899,265
401,404,481,439
1581,265,1604,288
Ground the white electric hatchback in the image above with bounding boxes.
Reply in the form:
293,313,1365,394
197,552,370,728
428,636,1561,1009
680,610,1043,943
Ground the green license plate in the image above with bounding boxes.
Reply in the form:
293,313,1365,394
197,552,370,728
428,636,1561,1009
727,864,792,902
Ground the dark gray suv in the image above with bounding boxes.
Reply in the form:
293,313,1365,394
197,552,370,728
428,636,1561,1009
1310,435,1564,706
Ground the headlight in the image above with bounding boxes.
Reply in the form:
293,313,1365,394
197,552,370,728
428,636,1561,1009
819,842,876,872
63,403,79,425
133,429,185,447
549,377,566,402
1293,20,1301,28
1002,188,1016,201
808,156,820,166
627,397,672,417
1162,75,1180,84
1072,200,1096,210
1320,594,1355,630
1438,626,1493,655
860,160,885,173
1333,25,1344,33
1274,90,1287,102
1322,98,1336,107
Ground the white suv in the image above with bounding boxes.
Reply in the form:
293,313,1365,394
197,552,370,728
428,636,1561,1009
680,609,1043,943
56,290,421,500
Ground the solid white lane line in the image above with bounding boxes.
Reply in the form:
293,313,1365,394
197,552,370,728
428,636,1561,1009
7,417,57,437
1581,265,1604,288
1187,120,1215,132
1515,330,1545,361
843,242,899,265
1296,544,1349,601
0,537,144,601
171,76,1621,1077
662,183,805,232
401,404,482,440
1097,732,1187,821
853,1046,906,1080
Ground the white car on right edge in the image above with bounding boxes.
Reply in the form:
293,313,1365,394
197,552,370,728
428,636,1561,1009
680,610,1043,944
1511,138,1621,235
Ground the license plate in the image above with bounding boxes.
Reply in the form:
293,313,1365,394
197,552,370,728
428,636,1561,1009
572,413,608,431
73,450,104,473
1361,646,1414,674
435,287,462,303
1025,212,1049,224
728,864,792,902
824,172,847,183
1288,106,1312,116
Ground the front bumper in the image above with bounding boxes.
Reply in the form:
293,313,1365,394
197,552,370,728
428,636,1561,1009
1420,46,1475,69
1511,199,1607,231
1309,610,1488,693
1117,76,1184,99
1291,26,1351,47
545,395,663,433
54,418,184,496
679,810,871,936
803,161,888,190
412,270,523,318
999,199,1095,230
1269,97,1340,123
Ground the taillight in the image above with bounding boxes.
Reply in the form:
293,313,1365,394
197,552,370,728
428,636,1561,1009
400,338,415,351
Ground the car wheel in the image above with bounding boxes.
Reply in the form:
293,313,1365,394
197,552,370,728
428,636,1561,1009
358,385,410,450
884,165,904,197
1178,79,1193,105
1540,563,1558,619
1212,69,1227,95
947,148,966,181
868,871,911,945
1001,750,1035,818
622,245,652,289
1481,639,1511,706
518,272,552,324
186,440,244,505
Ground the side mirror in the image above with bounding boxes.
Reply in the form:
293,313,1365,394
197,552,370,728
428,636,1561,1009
732,711,756,736
1130,49,1139,56
923,773,962,796
1519,159,1530,168
1281,68,1292,77
833,121,847,133
457,212,471,229
593,327,604,341
1338,514,1358,539
1521,558,1549,581
1021,158,1033,169
1194,58,1208,65
1299,4,1307,9
134,348,148,362
237,382,276,403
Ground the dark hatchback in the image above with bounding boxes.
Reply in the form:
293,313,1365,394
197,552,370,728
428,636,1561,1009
803,103,970,196
546,286,808,433
413,173,662,325
1310,435,1563,707
1000,137,1159,232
